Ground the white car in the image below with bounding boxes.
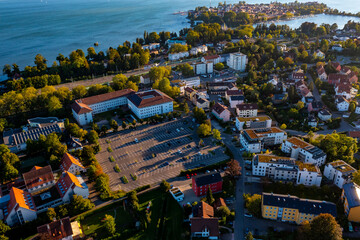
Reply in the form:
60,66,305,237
135,138,139,143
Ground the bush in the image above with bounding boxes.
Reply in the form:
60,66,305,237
107,147,113,152
121,176,129,184
109,156,115,162
114,164,120,173
130,173,137,180
135,185,151,193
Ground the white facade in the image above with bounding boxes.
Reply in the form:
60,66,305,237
252,155,322,186
336,97,350,111
6,206,37,226
335,86,358,100
168,51,189,61
128,101,173,119
240,128,287,153
192,62,213,75
236,105,258,118
281,137,327,167
235,116,272,131
229,96,244,108
72,109,93,126
318,109,332,121
323,160,357,189
182,76,201,88
190,45,208,55
227,52,247,72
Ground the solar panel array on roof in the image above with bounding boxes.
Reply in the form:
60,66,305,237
11,124,61,146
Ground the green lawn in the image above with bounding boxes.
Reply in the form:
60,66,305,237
80,189,186,240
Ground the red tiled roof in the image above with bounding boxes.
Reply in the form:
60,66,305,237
328,73,348,84
317,66,326,75
196,201,214,218
71,102,93,114
214,198,226,209
212,102,228,115
349,131,360,138
203,55,220,60
127,90,173,108
331,62,341,71
61,153,84,172
78,89,135,105
226,89,243,96
37,217,73,239
190,218,220,237
56,172,83,197
23,165,54,190
6,187,36,219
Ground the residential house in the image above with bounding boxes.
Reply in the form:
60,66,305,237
236,103,258,118
314,50,325,59
207,82,237,91
23,166,55,194
28,117,61,128
342,182,360,222
317,65,327,81
227,52,247,72
324,160,357,189
335,82,357,99
190,45,208,55
262,193,337,224
252,155,322,186
201,55,221,65
212,103,231,122
142,43,160,50
318,109,332,121
291,69,305,82
225,89,243,101
335,96,349,111
168,51,189,61
308,115,317,128
331,62,341,72
185,87,197,101
192,173,223,197
71,89,135,126
127,89,173,119
60,153,86,175
140,74,150,85
235,116,272,131
166,39,186,46
308,101,323,113
196,98,210,110
190,218,220,239
229,95,244,108
37,217,74,240
239,127,287,153
332,44,343,52
281,137,327,166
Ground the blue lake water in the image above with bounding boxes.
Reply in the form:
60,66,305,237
0,0,360,68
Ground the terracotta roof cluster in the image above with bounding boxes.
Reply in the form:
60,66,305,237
23,166,54,190
61,153,84,172
72,89,135,114
37,217,73,240
127,90,173,108
7,187,36,215
212,102,228,115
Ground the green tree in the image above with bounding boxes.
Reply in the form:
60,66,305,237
349,101,356,113
193,106,207,123
104,214,116,236
122,121,127,129
176,63,194,77
0,220,10,236
160,180,171,192
216,206,231,218
72,85,87,99
149,32,160,43
214,62,224,71
46,208,57,221
301,64,308,73
245,232,254,240
70,195,94,216
110,120,119,131
34,54,47,71
212,129,221,140
47,96,62,113
183,102,190,114
280,123,287,130
86,130,99,144
206,187,215,205
298,214,342,240
352,171,360,185
296,101,305,110
197,123,212,137
243,194,261,217
0,119,7,133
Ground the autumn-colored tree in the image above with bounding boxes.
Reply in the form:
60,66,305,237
225,159,241,177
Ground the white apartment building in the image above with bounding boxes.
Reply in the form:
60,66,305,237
281,137,327,167
168,51,189,61
236,103,258,117
252,155,322,186
324,160,357,189
127,89,173,119
71,89,135,126
56,172,89,203
336,96,350,112
191,62,213,75
240,127,287,153
236,116,272,131
229,96,244,108
190,45,208,55
227,52,247,72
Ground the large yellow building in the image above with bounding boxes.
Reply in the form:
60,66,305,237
261,192,337,224
342,182,360,222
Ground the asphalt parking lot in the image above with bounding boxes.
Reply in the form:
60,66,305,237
96,118,227,192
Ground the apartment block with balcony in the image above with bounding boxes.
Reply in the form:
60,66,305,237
324,160,357,189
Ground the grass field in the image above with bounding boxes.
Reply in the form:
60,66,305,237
80,188,187,240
